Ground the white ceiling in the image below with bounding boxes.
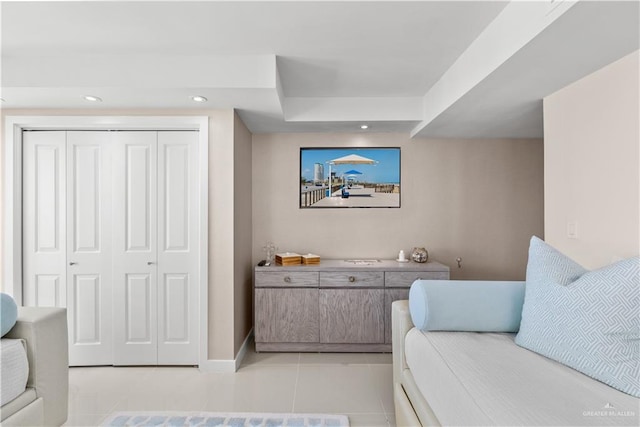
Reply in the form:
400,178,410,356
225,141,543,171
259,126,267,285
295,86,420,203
1,1,638,137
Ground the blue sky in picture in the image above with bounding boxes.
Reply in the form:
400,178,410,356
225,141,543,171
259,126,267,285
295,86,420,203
301,148,400,184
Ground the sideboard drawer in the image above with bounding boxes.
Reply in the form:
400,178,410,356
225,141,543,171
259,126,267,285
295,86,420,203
385,271,449,288
319,271,384,288
255,271,319,288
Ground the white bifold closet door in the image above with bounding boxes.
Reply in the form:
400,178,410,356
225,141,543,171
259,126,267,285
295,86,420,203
66,131,114,365
112,131,199,365
155,132,199,365
23,131,67,309
23,131,113,366
22,130,199,367
112,132,158,365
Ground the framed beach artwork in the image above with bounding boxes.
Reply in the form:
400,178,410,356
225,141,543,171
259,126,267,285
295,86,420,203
300,147,401,208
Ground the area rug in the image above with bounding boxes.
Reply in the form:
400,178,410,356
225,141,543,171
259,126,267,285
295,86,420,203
101,411,349,427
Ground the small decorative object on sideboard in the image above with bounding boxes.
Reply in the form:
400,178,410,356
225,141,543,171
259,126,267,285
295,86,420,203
262,241,277,266
275,252,302,266
411,247,429,263
302,253,321,265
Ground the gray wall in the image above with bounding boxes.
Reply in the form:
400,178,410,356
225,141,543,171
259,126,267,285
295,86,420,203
252,133,544,280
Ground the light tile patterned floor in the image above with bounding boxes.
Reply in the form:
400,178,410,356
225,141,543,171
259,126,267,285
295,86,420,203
64,350,395,427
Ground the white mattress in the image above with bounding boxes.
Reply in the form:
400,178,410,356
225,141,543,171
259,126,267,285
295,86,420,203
405,328,640,426
0,339,29,407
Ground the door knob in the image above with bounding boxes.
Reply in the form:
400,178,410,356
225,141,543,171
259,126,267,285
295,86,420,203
147,262,155,265
69,262,77,266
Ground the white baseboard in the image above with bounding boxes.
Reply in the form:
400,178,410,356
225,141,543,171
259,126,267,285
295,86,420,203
198,359,236,373
198,329,253,373
234,328,254,371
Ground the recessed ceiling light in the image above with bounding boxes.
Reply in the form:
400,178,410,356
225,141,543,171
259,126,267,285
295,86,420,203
190,95,208,103
83,95,102,102
360,124,369,130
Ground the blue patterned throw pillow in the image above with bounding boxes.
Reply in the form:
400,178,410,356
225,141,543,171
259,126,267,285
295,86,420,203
515,237,639,397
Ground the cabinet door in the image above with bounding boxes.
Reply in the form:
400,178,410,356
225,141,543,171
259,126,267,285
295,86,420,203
255,288,319,343
320,289,384,344
385,288,410,344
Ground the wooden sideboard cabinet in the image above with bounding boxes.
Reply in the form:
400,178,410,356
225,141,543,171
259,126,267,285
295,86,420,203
254,259,449,352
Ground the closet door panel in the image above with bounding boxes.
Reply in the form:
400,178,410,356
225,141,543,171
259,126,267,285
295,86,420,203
163,143,189,251
157,131,199,365
72,145,101,251
113,132,158,365
163,274,189,342
125,273,152,342
22,131,67,308
126,144,153,251
66,131,113,366
34,275,61,307
72,274,101,343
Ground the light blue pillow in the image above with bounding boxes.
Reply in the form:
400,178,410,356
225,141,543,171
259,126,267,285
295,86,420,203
409,280,525,332
515,236,640,397
1,293,18,337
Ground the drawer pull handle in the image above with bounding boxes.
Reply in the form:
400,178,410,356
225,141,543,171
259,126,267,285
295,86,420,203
348,276,356,282
284,276,292,283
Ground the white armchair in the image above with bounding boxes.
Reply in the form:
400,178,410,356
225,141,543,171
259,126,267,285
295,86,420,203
1,307,69,426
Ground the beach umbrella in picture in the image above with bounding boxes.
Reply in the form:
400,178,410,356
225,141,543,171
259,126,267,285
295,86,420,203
342,169,363,187
326,154,376,196
330,154,376,165
343,169,363,175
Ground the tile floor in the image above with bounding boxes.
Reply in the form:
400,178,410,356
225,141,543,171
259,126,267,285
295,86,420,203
65,350,396,427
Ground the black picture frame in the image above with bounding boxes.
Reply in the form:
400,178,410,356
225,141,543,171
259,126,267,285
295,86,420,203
299,147,401,209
